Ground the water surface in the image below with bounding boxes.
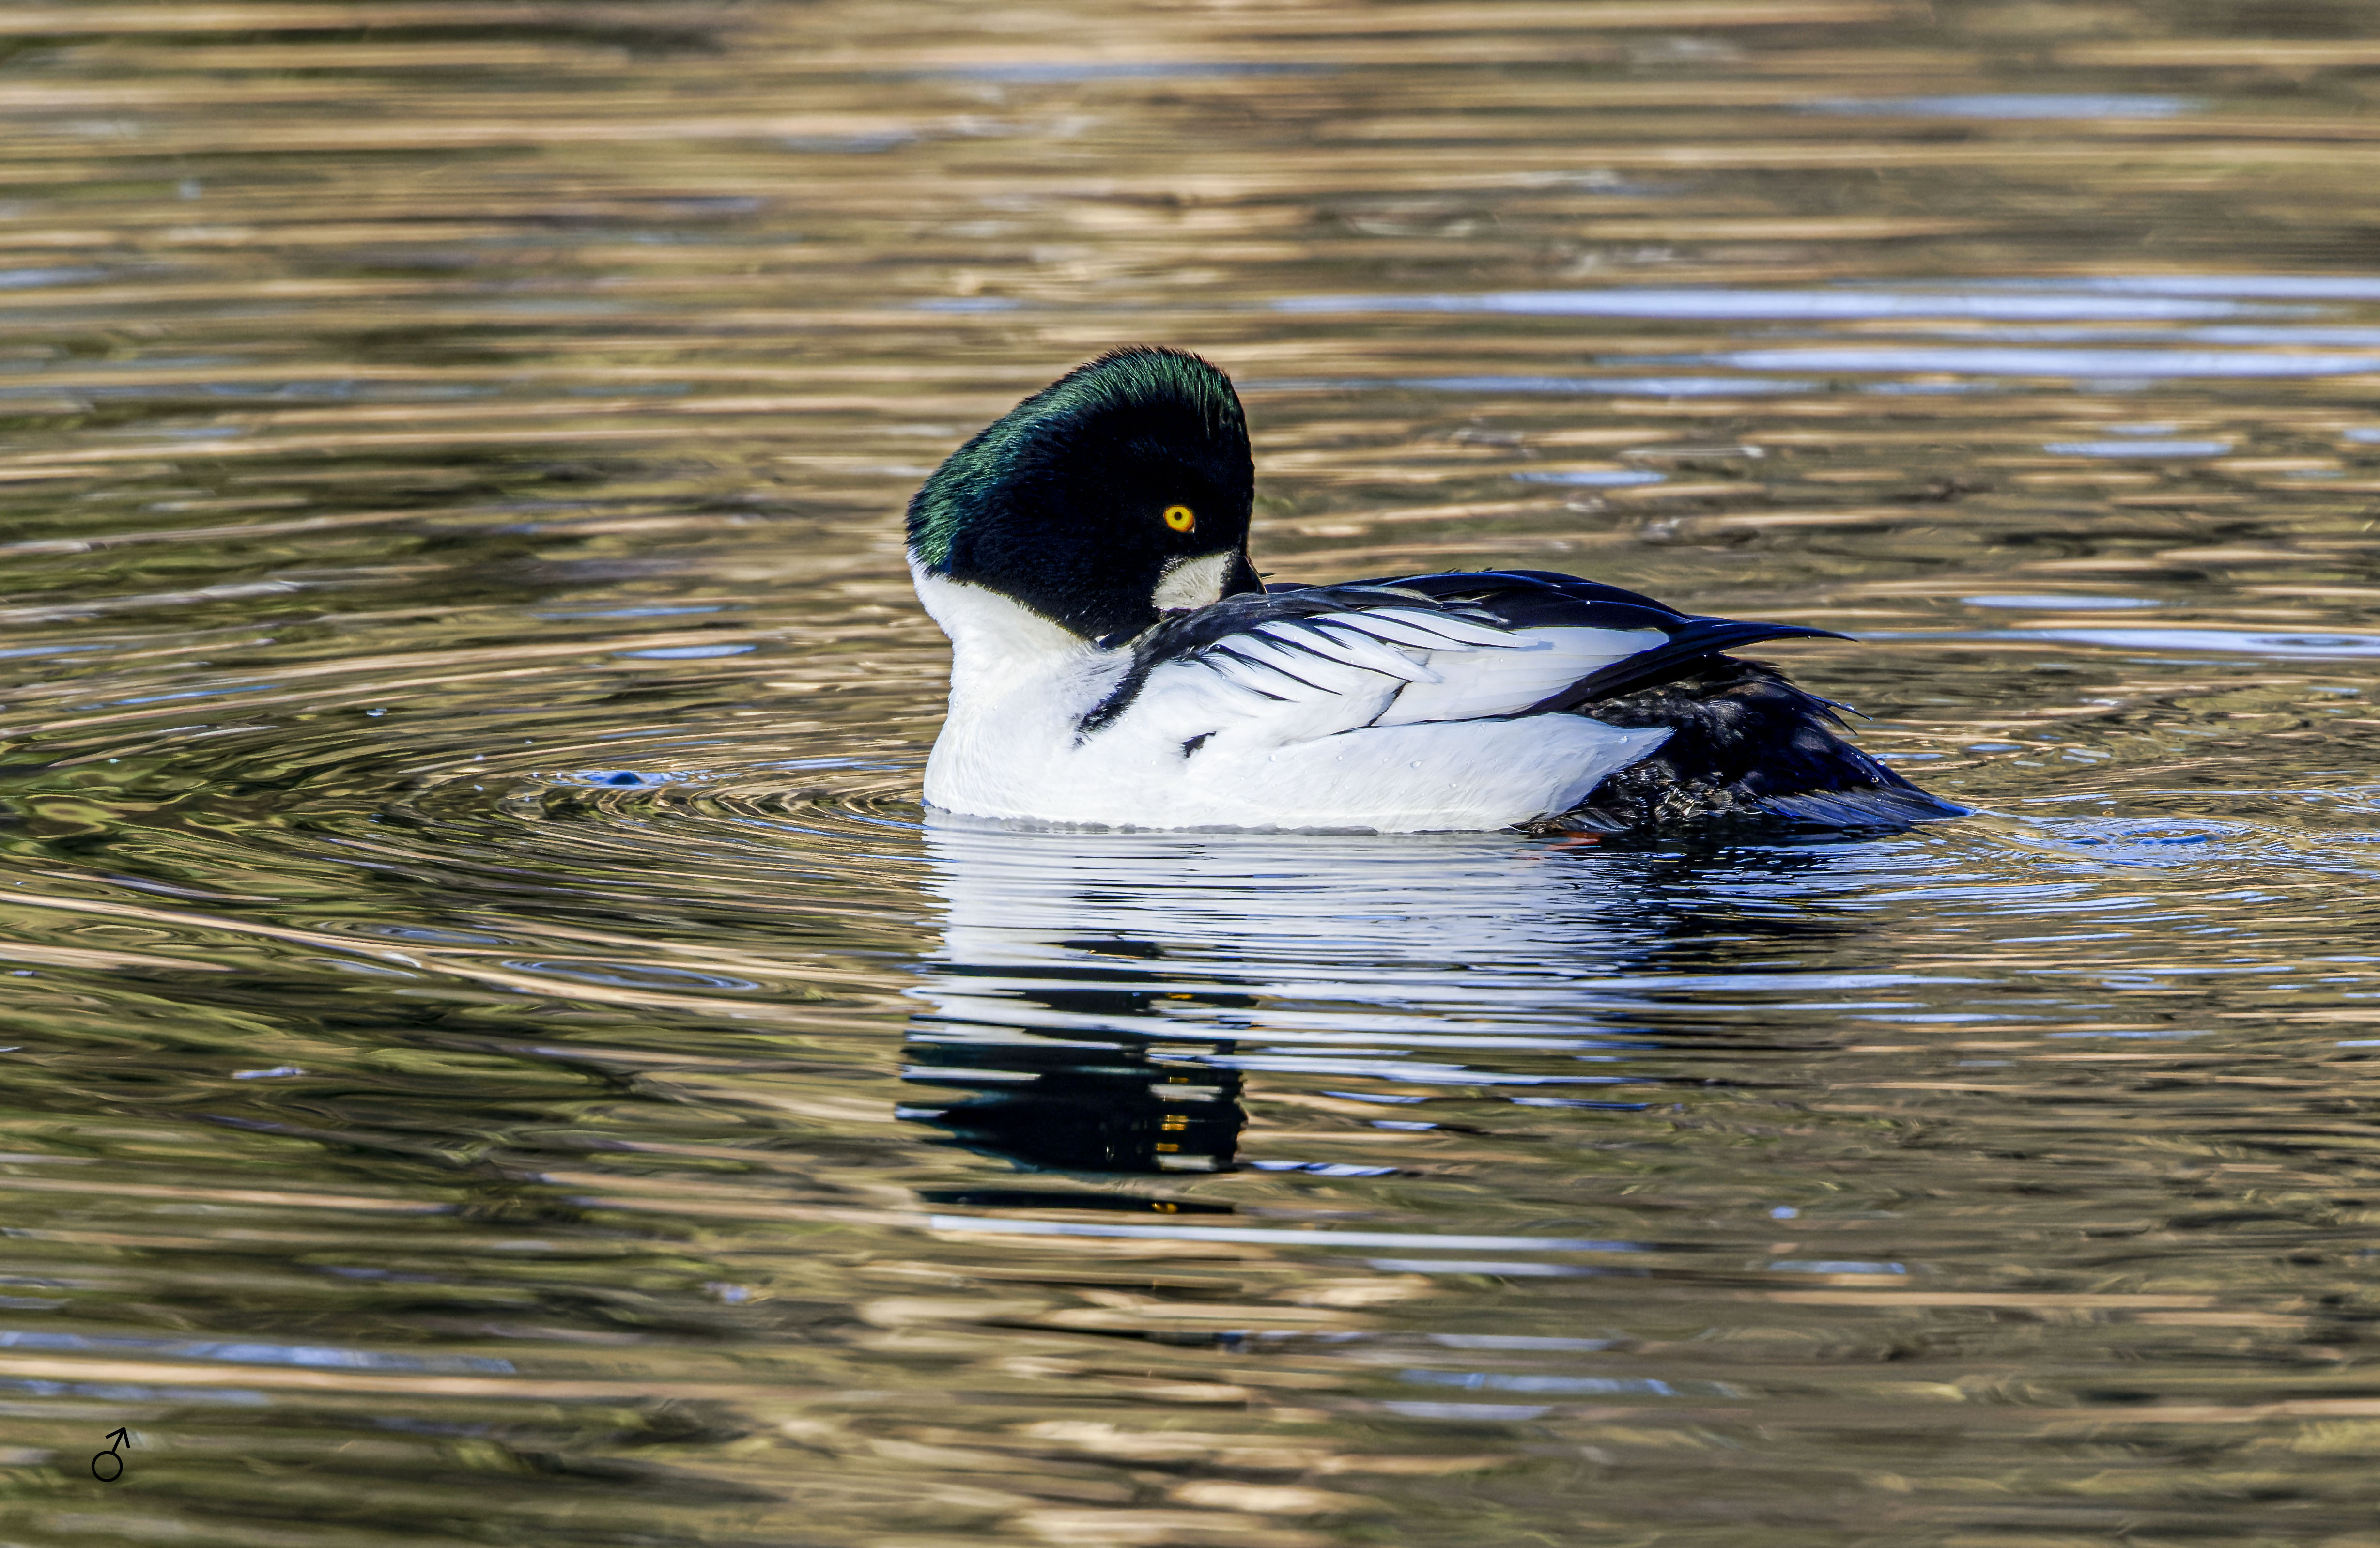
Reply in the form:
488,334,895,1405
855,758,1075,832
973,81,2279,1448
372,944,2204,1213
5,2,2380,1543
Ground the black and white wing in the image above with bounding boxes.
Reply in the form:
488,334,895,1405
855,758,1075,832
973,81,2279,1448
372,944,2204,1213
1363,572,1963,829
1078,570,1839,747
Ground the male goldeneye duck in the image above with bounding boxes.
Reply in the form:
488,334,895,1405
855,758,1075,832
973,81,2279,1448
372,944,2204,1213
905,346,1964,834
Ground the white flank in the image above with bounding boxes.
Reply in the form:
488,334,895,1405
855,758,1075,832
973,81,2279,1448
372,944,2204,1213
912,563,1670,832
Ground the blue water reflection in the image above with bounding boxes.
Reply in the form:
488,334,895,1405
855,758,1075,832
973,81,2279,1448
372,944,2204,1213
1693,346,2380,377
1274,287,2276,320
1794,94,2195,118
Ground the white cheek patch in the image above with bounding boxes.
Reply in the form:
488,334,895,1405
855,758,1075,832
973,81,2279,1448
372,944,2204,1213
1151,551,1235,614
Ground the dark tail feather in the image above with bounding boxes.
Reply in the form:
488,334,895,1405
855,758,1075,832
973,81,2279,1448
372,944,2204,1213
1552,657,1966,833
1525,619,1847,715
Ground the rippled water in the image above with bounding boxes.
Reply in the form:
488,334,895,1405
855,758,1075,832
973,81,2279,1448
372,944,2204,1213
7,2,2380,1543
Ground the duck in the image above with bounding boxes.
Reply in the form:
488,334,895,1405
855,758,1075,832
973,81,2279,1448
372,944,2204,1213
904,346,1963,834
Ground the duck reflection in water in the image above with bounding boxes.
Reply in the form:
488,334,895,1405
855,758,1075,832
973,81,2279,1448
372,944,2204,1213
900,818,1260,1176
898,815,1872,1177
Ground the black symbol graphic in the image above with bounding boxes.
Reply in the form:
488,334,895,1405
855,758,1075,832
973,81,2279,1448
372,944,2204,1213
91,1427,127,1483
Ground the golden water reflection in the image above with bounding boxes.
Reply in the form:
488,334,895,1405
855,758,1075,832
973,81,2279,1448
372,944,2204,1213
5,0,2380,1543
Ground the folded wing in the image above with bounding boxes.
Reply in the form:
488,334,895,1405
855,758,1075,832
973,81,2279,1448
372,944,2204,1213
1080,572,1835,752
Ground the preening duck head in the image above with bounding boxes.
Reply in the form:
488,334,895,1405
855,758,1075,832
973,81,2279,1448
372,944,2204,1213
906,347,1261,645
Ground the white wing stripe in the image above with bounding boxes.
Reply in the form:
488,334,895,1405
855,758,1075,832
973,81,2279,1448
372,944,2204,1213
1217,645,1329,693
1314,614,1465,650
1202,650,1309,697
1362,607,1529,648
1329,609,1525,651
1257,620,1440,682
1220,634,1383,694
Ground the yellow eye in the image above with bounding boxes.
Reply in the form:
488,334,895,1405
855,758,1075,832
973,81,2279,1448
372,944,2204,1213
1162,504,1195,533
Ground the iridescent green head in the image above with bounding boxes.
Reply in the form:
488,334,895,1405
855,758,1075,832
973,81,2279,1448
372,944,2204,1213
906,347,1260,642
